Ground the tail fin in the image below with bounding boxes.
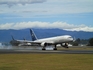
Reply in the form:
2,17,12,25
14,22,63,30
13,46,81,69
30,29,37,41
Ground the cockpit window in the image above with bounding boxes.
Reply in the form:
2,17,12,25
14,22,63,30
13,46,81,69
68,37,72,38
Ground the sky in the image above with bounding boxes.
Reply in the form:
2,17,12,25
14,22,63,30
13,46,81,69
0,0,93,32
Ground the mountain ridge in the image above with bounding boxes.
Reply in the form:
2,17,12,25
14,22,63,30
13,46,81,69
0,28,93,42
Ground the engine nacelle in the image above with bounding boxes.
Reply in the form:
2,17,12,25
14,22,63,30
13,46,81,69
61,43,68,48
41,42,47,47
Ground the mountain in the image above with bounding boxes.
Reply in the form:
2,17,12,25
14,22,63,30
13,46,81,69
0,28,93,42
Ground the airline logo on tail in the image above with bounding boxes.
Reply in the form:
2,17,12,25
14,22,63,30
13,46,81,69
30,29,37,41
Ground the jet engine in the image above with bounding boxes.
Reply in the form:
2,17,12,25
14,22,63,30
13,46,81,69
41,42,47,47
61,43,68,48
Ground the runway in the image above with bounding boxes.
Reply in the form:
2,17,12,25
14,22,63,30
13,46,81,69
0,49,93,54
0,46,93,54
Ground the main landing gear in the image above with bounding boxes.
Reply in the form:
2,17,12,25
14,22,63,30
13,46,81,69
63,43,69,48
53,45,57,50
42,45,57,50
42,46,46,50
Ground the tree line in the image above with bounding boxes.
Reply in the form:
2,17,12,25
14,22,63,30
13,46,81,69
72,38,93,46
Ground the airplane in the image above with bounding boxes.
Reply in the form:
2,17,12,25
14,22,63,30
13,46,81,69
10,29,74,50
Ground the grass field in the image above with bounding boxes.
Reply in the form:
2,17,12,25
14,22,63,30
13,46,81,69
0,54,93,70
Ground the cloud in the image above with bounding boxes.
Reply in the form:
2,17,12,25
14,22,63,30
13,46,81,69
0,21,93,32
0,0,93,14
0,0,46,7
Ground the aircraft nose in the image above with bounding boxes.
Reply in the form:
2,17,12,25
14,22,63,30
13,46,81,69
69,37,74,42
71,38,74,41
72,38,74,42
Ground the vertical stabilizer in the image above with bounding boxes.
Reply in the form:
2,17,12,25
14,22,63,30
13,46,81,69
30,29,38,41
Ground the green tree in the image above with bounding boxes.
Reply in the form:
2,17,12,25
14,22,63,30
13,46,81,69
72,42,78,46
76,38,81,44
89,38,93,46
72,38,81,46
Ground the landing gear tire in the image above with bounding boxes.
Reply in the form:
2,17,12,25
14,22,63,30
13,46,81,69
53,48,57,50
53,45,57,50
42,47,46,50
42,48,46,50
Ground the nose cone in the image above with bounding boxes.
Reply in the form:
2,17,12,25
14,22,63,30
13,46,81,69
66,35,74,42
71,38,74,42
68,37,74,42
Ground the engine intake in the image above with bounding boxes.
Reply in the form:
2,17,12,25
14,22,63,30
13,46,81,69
41,42,47,47
61,43,68,48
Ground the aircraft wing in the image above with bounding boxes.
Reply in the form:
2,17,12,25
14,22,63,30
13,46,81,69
17,40,55,46
23,40,54,44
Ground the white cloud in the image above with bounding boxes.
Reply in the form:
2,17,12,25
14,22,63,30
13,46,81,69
0,0,93,15
0,0,46,7
0,21,93,32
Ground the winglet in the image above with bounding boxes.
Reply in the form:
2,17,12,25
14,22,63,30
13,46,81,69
30,29,38,41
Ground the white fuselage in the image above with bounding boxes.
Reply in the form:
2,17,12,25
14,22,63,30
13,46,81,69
34,35,73,44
